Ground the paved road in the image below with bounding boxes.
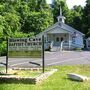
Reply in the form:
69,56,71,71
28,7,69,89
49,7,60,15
0,51,90,68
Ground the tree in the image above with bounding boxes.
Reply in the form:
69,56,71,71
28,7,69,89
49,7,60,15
53,0,69,23
28,0,37,11
0,16,4,39
0,15,7,55
0,0,55,55
36,0,51,12
83,0,90,37
19,0,53,34
22,11,53,34
68,5,83,32
4,13,21,33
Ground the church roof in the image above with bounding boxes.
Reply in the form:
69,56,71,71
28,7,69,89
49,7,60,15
62,23,84,35
36,22,84,37
36,7,84,37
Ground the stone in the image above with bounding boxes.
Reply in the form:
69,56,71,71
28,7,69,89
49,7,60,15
67,73,88,81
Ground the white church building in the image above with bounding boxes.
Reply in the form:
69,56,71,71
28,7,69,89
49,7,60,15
36,8,84,51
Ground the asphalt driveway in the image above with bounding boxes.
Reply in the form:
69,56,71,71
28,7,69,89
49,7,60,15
0,51,90,68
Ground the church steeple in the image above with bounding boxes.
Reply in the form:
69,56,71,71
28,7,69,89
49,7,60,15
57,6,66,23
60,6,62,16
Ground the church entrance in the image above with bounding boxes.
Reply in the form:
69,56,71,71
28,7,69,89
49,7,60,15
55,36,64,46
56,37,59,42
46,33,70,51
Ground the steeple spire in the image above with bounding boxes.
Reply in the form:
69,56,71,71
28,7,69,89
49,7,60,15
57,6,66,23
60,6,62,16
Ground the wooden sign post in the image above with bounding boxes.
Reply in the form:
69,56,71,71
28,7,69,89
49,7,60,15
6,38,8,73
7,36,45,73
42,35,45,73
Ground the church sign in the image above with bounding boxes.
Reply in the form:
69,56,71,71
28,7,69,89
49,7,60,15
8,38,42,58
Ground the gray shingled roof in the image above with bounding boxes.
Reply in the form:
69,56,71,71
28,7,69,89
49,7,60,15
36,22,84,37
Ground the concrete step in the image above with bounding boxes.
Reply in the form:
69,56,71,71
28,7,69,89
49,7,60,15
51,46,61,51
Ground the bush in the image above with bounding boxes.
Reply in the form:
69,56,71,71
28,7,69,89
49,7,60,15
0,41,7,56
0,32,34,56
13,32,34,38
74,48,82,51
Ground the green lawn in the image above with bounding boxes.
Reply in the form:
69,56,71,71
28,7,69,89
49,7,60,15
0,65,90,90
0,67,4,71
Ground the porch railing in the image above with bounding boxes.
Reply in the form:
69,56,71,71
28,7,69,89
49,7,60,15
62,41,84,50
45,41,83,51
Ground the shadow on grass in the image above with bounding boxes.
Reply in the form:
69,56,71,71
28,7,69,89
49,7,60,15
63,77,83,82
0,80,36,84
0,78,36,84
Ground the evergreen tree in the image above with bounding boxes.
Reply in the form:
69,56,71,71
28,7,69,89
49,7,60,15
83,0,90,37
69,5,83,32
52,0,69,23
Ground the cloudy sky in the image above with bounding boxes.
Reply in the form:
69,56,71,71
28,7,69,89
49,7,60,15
46,0,86,9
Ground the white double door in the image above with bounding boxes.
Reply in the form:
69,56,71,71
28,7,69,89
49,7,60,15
54,36,64,46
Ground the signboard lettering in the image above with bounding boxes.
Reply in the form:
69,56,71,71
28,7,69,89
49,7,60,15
8,38,42,58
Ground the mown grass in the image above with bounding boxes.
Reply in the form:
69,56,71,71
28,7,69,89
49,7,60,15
0,67,4,71
0,65,90,90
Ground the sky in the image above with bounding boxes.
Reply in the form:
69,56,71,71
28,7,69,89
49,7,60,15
46,0,86,9
66,0,86,9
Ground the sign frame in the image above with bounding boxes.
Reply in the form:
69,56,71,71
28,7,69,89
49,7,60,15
6,36,45,73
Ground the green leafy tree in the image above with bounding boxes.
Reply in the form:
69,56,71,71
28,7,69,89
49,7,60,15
68,5,83,32
0,15,7,55
35,0,51,12
20,0,53,34
22,11,53,34
4,13,21,33
53,0,69,23
16,1,30,32
83,0,90,37
28,0,37,11
13,31,34,38
0,16,4,38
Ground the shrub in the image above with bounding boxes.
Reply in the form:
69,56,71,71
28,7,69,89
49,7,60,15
0,41,7,56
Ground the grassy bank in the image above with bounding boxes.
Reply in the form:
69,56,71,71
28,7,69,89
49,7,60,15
0,65,90,90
